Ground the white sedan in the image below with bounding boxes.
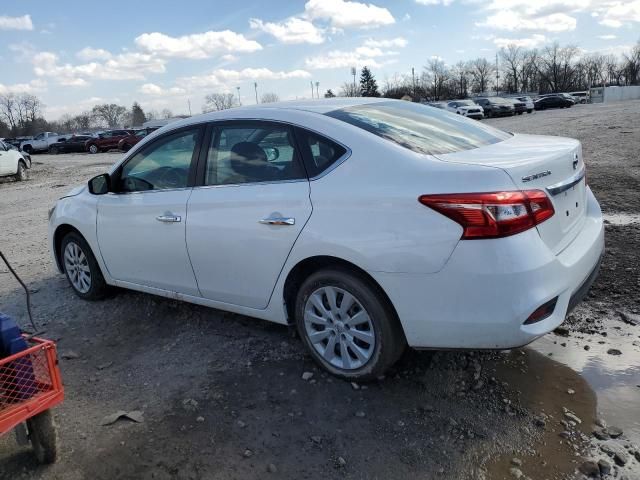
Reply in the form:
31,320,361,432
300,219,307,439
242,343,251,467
0,140,30,181
48,98,604,380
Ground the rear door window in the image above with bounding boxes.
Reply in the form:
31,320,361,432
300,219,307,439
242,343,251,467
326,101,510,155
294,128,347,178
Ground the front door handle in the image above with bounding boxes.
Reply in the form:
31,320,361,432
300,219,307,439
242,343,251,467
259,216,295,226
156,214,181,223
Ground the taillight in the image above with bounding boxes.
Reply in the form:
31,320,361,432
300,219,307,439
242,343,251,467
418,190,554,239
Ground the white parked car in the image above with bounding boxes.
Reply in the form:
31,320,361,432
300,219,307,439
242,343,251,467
514,96,534,113
48,98,604,380
445,100,484,119
20,132,64,154
0,140,30,181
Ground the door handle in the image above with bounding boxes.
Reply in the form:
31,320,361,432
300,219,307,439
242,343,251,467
259,216,295,226
156,214,181,223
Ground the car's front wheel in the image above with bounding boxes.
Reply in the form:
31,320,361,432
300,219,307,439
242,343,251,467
15,161,27,181
49,146,59,155
88,144,99,154
295,268,405,380
60,232,108,300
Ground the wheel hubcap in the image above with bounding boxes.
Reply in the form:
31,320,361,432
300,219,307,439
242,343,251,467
63,242,91,293
303,286,375,370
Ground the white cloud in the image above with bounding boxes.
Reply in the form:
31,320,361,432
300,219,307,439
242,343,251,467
0,14,33,31
249,17,324,44
77,47,113,61
305,42,399,69
478,0,640,32
0,79,46,95
415,0,455,5
595,0,640,27
178,68,312,91
597,34,617,39
32,51,166,86
304,0,395,29
493,34,547,48
363,37,408,48
134,30,262,59
139,83,187,96
479,10,577,32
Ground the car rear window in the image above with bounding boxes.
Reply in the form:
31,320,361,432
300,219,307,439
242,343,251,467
325,101,510,155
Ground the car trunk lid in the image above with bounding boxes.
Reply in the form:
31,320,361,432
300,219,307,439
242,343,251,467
435,133,587,254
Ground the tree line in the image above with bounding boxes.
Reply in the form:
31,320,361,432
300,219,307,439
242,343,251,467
338,40,640,101
0,97,174,138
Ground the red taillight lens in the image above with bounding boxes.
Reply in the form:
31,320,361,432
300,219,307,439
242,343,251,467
418,190,554,239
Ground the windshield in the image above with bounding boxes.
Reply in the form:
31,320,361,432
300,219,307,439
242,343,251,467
456,100,476,107
326,101,511,155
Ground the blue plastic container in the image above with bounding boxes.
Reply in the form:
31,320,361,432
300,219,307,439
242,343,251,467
0,312,37,401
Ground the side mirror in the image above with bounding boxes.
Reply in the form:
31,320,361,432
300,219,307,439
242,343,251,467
88,173,111,195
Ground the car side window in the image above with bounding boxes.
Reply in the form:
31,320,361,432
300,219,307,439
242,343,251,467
35,133,44,140
205,123,305,186
117,128,200,193
295,128,347,178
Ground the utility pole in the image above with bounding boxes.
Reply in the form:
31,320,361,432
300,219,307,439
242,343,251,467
351,67,357,97
315,81,320,99
254,82,258,104
495,53,500,96
412,67,416,98
310,81,315,99
236,86,241,106
187,99,192,116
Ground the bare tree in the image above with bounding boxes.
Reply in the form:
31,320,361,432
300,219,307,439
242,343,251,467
203,93,237,112
260,92,280,103
0,93,18,130
500,45,522,93
91,103,127,128
470,58,493,94
339,82,359,97
622,41,640,85
161,108,174,119
424,58,450,100
537,43,579,93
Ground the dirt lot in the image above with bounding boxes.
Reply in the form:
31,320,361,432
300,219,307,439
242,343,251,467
1,101,639,480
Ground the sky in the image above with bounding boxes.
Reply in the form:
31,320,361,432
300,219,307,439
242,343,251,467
1,0,639,120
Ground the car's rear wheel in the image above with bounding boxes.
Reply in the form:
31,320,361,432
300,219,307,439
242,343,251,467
294,268,405,380
60,232,108,300
49,146,59,155
88,144,99,154
121,143,131,152
15,161,27,181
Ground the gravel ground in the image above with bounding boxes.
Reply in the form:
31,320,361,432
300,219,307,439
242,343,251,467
1,101,639,480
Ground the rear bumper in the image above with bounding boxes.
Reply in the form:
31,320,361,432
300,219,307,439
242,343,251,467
372,187,604,349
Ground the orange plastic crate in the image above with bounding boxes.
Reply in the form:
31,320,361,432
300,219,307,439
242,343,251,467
0,337,64,435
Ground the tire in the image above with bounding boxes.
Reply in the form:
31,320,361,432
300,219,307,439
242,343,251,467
49,146,59,155
121,143,131,152
527,109,533,114
22,145,33,154
27,410,58,464
88,144,99,154
15,161,27,181
294,268,405,380
60,231,108,300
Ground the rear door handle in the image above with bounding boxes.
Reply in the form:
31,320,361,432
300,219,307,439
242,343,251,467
156,214,181,223
259,216,295,226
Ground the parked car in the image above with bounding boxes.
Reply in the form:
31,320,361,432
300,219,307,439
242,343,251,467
48,98,604,380
0,140,31,181
534,96,574,110
425,102,447,109
445,100,484,119
514,96,534,113
569,91,589,104
473,97,515,117
507,98,527,115
117,128,159,151
49,135,94,154
3,137,32,149
85,130,134,154
20,132,65,154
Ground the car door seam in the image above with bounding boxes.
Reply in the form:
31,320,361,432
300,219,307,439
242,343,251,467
184,187,204,297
